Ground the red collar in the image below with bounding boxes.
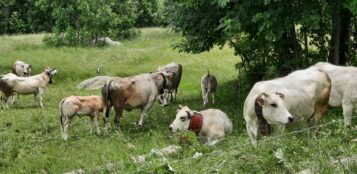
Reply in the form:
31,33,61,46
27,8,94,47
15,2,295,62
188,112,203,135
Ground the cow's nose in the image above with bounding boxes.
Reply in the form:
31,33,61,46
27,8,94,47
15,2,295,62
169,126,173,131
288,117,294,123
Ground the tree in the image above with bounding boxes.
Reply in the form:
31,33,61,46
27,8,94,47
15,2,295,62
166,0,357,85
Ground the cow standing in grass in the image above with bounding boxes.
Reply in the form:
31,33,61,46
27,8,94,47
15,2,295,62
0,67,57,108
243,67,331,146
102,72,173,130
313,62,357,126
12,60,32,77
201,71,217,106
156,62,183,106
59,95,104,141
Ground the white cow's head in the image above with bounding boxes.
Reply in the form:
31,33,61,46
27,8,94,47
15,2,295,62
44,67,58,84
255,92,294,125
22,64,31,77
169,105,194,132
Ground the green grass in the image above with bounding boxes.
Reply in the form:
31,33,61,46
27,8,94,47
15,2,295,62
0,28,356,173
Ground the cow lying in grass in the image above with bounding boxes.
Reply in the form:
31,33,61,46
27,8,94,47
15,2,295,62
313,62,357,126
59,95,104,141
243,67,331,146
12,60,32,77
102,71,173,130
0,67,57,108
169,105,233,146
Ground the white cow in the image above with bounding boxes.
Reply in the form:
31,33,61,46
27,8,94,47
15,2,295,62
0,67,57,108
243,67,331,146
169,105,233,145
59,95,104,141
313,62,357,126
201,71,217,106
12,60,32,77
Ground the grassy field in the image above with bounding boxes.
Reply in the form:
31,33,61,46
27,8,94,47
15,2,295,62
0,28,356,173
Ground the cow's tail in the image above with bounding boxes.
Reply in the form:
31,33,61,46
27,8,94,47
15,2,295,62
59,98,66,133
102,80,113,121
176,64,183,90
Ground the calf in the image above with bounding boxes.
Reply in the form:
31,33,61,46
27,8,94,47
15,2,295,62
0,67,57,108
243,67,331,146
59,95,104,141
201,71,217,106
313,62,357,126
102,72,173,130
12,60,32,77
156,62,183,105
169,105,233,146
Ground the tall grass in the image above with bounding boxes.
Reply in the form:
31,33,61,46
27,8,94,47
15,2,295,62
0,28,355,173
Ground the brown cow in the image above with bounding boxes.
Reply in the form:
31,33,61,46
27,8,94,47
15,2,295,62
59,95,104,141
102,72,173,130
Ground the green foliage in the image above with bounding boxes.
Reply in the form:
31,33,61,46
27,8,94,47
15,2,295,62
135,0,164,27
9,11,26,33
167,0,357,86
37,0,139,46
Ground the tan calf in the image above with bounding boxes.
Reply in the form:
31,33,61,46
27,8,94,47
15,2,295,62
59,95,104,141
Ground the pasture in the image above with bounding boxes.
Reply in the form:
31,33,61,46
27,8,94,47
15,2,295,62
0,28,356,173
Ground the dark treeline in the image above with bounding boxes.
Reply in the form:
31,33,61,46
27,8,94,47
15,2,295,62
0,0,167,46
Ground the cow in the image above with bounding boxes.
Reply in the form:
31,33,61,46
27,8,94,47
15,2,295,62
243,67,331,146
59,95,104,141
12,60,32,77
313,62,357,126
169,105,233,146
156,62,183,105
102,72,173,130
201,71,217,106
0,67,57,108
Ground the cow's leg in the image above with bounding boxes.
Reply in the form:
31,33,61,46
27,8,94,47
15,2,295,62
204,92,209,106
33,93,38,107
342,100,353,126
94,111,101,134
173,89,177,102
114,107,124,131
38,88,45,108
138,101,154,126
212,92,215,104
10,94,17,105
62,117,71,141
246,121,258,147
90,116,95,134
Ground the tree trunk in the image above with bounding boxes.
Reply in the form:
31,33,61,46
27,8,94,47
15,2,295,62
328,0,351,65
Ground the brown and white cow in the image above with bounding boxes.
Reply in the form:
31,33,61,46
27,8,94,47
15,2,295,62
201,71,217,106
102,72,173,130
169,105,233,145
156,62,183,106
313,62,357,126
59,95,104,141
0,67,57,108
12,60,32,77
243,67,331,146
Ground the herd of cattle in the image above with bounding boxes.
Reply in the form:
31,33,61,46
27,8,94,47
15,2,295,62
0,60,356,146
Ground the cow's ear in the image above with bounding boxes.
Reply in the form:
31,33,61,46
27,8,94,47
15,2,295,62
179,104,183,108
186,111,193,119
275,92,284,99
28,64,32,68
176,109,180,112
257,97,265,106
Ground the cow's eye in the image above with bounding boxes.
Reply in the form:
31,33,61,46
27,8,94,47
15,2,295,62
271,103,277,108
180,117,186,121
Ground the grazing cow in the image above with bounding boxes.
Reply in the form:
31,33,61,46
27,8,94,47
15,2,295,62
243,67,331,146
169,105,233,145
12,60,32,77
156,62,183,105
201,71,217,106
313,62,357,126
59,95,104,141
102,72,173,129
0,67,57,108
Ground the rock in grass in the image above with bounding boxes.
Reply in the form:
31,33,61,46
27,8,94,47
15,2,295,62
77,76,114,90
159,145,181,155
131,155,146,163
